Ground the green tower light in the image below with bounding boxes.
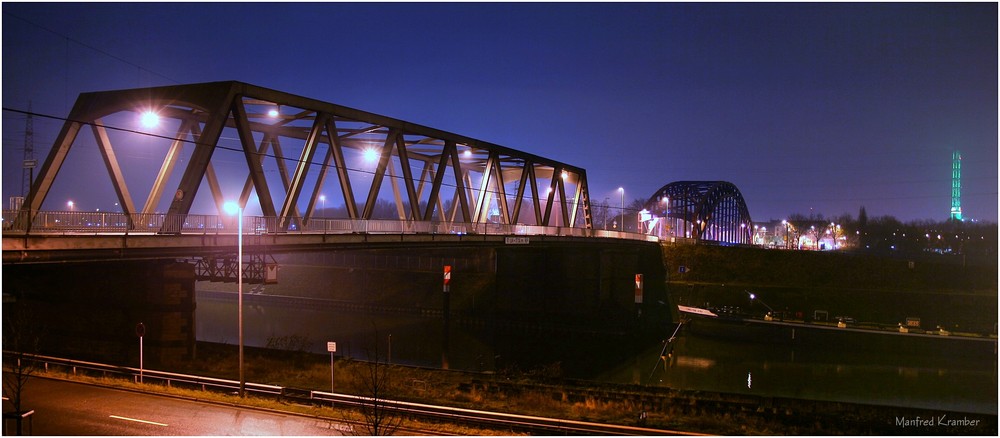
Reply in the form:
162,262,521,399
950,150,962,221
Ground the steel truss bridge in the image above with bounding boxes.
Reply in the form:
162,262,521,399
5,82,756,264
14,81,593,234
644,181,753,245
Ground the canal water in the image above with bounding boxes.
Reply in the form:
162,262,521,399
195,291,997,415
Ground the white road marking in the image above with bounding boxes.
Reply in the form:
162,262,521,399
109,415,169,427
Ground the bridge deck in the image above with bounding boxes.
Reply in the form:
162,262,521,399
2,210,656,264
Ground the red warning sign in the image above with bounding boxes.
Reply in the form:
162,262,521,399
443,265,451,293
634,274,644,304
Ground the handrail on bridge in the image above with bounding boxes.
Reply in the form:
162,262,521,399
1,210,658,243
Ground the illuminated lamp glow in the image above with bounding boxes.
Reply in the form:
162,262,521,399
560,171,569,180
140,110,160,128
363,148,379,162
223,201,240,216
463,149,472,158
267,107,279,118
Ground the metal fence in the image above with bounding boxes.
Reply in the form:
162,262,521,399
1,210,658,243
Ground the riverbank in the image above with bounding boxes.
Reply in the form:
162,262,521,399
161,341,996,435
663,244,998,334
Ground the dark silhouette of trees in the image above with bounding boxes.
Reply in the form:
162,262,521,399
2,301,44,435
351,326,402,436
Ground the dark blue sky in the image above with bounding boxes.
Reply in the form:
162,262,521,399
3,3,997,222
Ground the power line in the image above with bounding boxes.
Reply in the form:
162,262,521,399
2,11,181,85
0,107,570,208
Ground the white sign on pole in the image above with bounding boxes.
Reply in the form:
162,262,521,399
327,341,337,353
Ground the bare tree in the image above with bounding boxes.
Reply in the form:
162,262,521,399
2,301,44,435
351,326,402,436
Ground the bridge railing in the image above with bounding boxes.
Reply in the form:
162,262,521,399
1,210,658,242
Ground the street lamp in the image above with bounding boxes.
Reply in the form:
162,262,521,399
747,291,775,315
319,194,326,218
782,220,788,249
223,201,245,397
602,197,609,230
140,110,160,129
363,147,379,163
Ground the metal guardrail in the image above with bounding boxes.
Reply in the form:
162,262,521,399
5,352,282,397
1,210,659,242
4,352,687,435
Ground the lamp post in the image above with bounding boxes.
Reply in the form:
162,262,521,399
782,220,788,249
747,291,775,316
603,197,609,230
224,201,245,397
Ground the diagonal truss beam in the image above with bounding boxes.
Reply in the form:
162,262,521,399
20,81,592,232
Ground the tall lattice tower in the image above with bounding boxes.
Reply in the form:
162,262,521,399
21,101,35,196
950,150,962,221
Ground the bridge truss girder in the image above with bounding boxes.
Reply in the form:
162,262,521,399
20,81,593,233
645,181,753,245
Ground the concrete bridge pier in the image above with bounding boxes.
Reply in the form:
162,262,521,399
3,260,197,367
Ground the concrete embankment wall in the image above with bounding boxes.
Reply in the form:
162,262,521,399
662,244,998,333
213,239,671,333
3,238,671,365
3,260,196,366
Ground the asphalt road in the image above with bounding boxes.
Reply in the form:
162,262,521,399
4,377,350,435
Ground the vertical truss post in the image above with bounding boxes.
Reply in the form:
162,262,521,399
162,96,234,232
231,98,278,217
393,130,421,221
473,151,498,224
556,169,569,227
144,117,194,215
278,112,326,229
18,99,88,225
450,146,472,223
362,129,399,219
325,118,359,219
91,120,137,219
510,160,531,225
541,166,561,226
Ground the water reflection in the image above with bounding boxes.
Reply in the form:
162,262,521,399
196,292,996,415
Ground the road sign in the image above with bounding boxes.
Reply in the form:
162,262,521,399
443,265,451,293
326,341,337,353
135,322,145,338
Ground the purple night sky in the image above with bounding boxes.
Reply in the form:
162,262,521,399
2,3,996,222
